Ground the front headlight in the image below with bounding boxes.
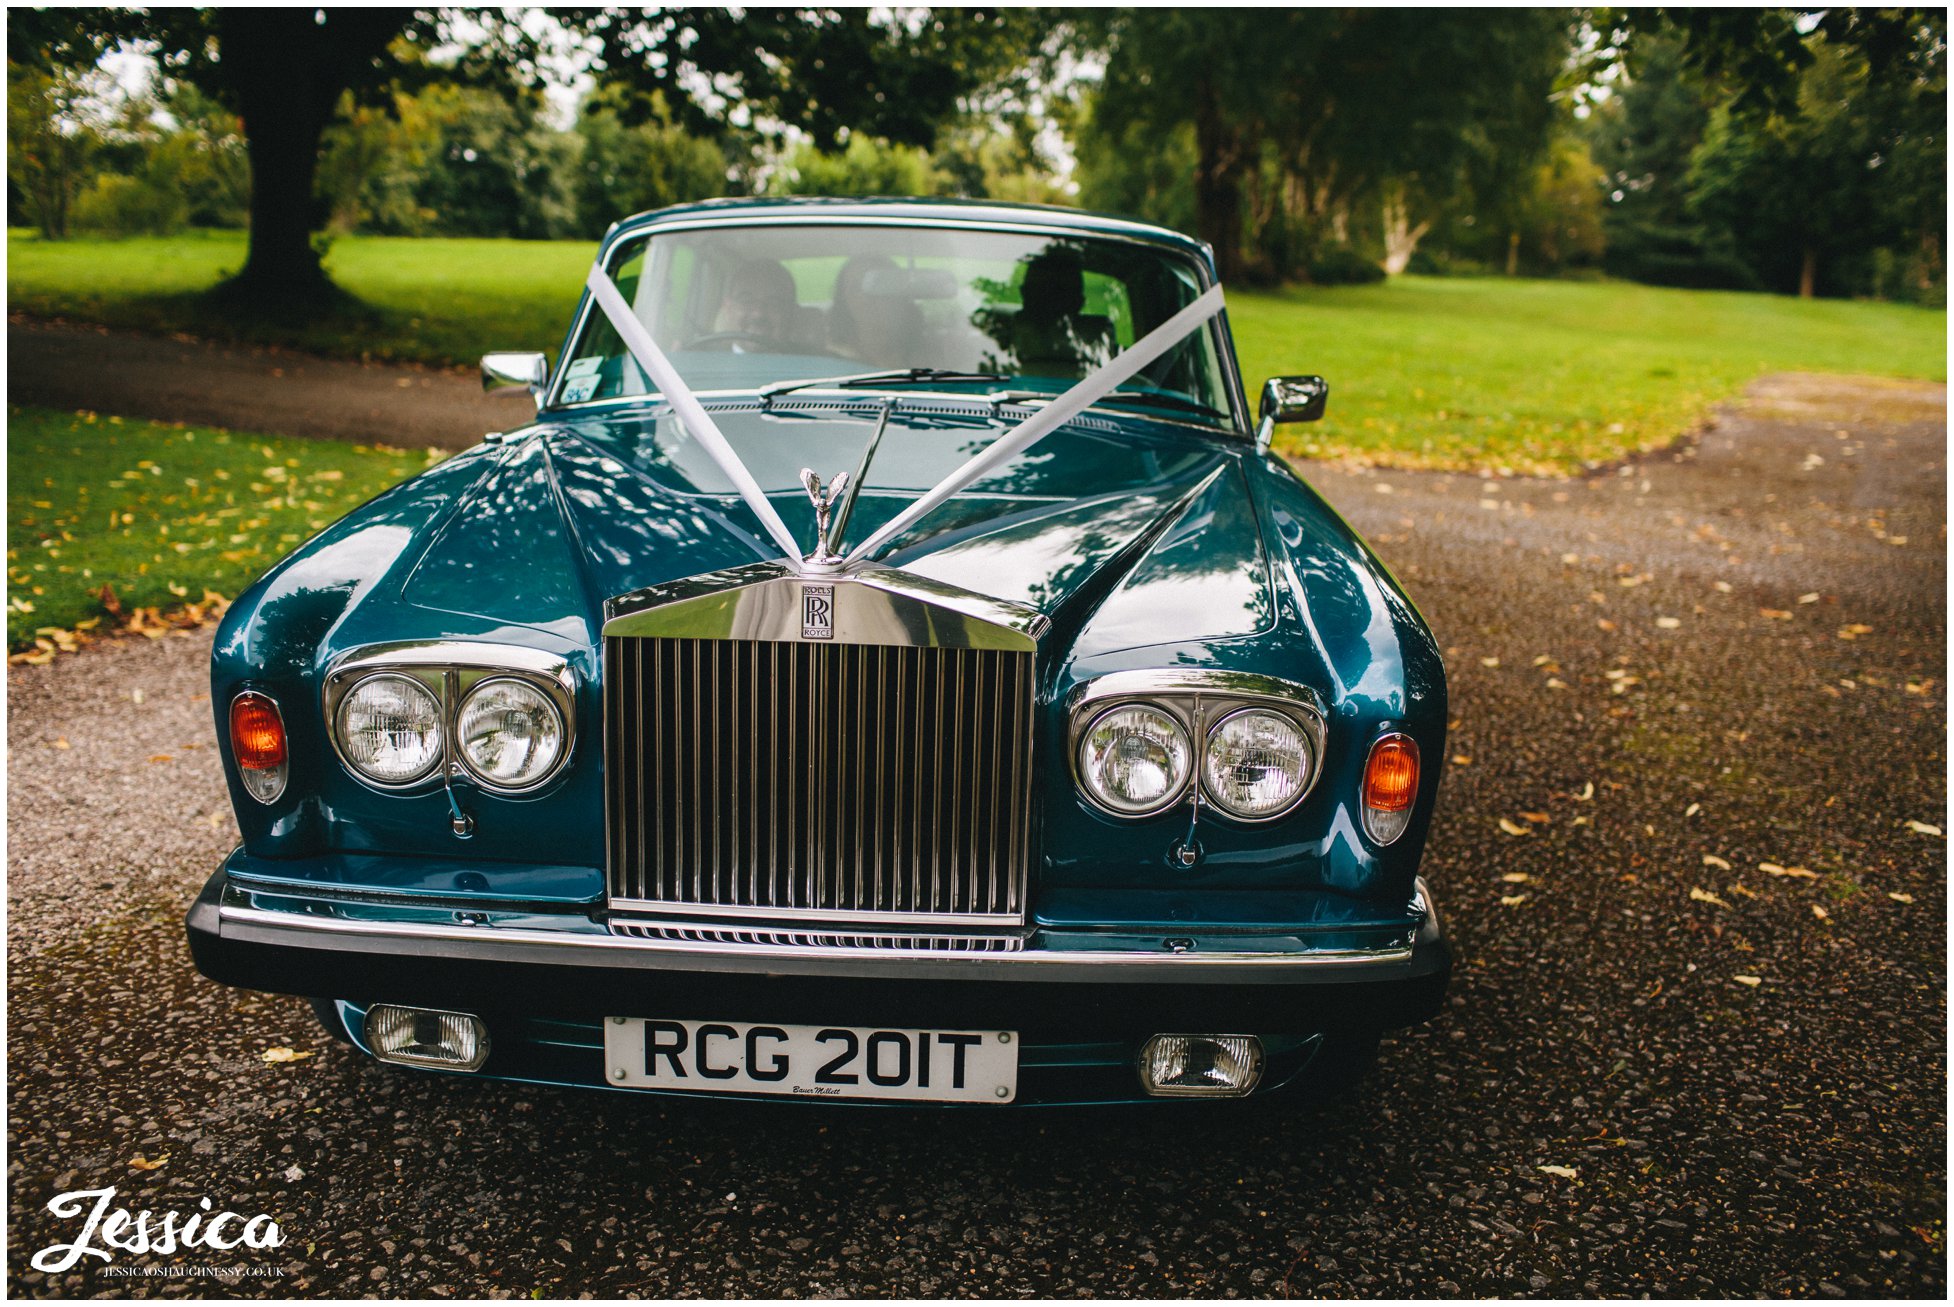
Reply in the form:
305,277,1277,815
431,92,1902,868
1201,708,1314,820
456,678,565,789
335,673,443,784
1076,704,1191,816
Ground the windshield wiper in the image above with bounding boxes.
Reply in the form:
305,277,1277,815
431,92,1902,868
1099,389,1233,422
757,367,1004,404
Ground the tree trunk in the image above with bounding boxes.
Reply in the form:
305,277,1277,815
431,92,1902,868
210,9,408,307
1505,230,1521,277
1380,185,1431,276
1798,246,1818,298
1191,76,1245,284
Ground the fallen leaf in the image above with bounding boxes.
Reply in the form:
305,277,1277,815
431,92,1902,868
1596,618,1617,632
1797,592,1820,604
1480,656,1500,668
1685,802,1701,817
1574,781,1594,801
52,737,70,750
1500,873,1531,884
1500,894,1529,907
261,1047,314,1064
1702,854,1732,870
1905,820,1942,837
1734,975,1762,987
1690,887,1729,907
1656,616,1681,629
1520,811,1551,824
1498,817,1532,836
1760,608,1793,620
1759,863,1817,879
1713,580,1733,593
1811,904,1829,921
129,1154,168,1171
1889,892,1915,904
1538,1165,1579,1180
1451,754,1473,766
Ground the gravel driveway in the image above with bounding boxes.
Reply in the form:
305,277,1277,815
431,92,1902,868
7,372,1945,1297
8,316,504,449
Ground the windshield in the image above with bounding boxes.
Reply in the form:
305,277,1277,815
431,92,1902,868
555,223,1237,428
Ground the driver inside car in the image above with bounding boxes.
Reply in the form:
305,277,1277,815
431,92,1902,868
713,259,800,352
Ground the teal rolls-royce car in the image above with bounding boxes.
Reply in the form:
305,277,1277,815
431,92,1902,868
188,198,1451,1106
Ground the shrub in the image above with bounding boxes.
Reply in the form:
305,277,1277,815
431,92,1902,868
71,172,188,237
1308,244,1387,285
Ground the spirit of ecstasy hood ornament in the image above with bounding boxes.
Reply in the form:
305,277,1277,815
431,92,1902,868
799,468,851,570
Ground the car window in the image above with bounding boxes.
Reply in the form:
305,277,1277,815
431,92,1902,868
556,224,1234,427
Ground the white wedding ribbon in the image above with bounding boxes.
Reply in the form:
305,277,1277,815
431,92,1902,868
585,262,1226,569
585,265,805,562
843,283,1226,563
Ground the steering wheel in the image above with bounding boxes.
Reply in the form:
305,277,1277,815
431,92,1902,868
682,330,777,352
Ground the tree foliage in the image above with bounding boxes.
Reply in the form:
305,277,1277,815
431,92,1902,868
1081,9,1568,282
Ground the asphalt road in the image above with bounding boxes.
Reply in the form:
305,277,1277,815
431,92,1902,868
6,371,1946,1297
8,315,506,450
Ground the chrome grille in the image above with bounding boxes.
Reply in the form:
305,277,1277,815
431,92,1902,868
604,636,1035,925
610,923,1026,953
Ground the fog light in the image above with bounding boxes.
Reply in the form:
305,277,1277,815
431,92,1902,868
1137,1034,1264,1097
364,1005,489,1072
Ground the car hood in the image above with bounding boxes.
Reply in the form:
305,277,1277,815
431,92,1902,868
396,405,1278,658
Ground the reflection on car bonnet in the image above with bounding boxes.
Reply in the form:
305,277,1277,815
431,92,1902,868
583,260,1227,572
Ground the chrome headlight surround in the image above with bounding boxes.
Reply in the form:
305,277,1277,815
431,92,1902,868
323,642,577,796
1065,670,1327,823
1074,701,1195,818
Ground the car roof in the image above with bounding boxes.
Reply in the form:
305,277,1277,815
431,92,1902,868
605,196,1216,273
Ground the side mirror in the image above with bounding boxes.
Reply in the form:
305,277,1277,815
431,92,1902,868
1256,376,1328,453
482,352,549,406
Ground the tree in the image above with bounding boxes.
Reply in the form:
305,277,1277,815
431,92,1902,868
1082,9,1568,282
1596,9,1946,298
10,7,427,302
1691,41,1908,297
11,8,1036,310
6,60,100,238
573,89,731,231
1082,9,1290,282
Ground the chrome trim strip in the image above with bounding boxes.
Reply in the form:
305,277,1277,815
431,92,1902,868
216,904,1416,979
602,560,1048,650
607,899,1027,928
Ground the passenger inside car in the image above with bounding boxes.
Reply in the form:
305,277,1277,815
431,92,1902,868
1004,250,1117,378
828,254,926,367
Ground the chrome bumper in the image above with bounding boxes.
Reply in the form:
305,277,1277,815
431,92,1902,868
197,870,1442,988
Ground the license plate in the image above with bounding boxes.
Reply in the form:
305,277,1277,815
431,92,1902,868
602,1018,1018,1103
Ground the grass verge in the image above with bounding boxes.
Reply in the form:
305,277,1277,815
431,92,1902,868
7,228,597,367
9,229,1947,475
7,405,442,655
1229,275,1946,474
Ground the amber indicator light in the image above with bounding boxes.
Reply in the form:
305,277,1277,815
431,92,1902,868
1362,736,1419,812
230,693,287,771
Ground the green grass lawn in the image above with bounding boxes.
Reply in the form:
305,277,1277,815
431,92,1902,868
6,228,598,367
7,405,442,651
8,229,1946,475
1230,276,1946,473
